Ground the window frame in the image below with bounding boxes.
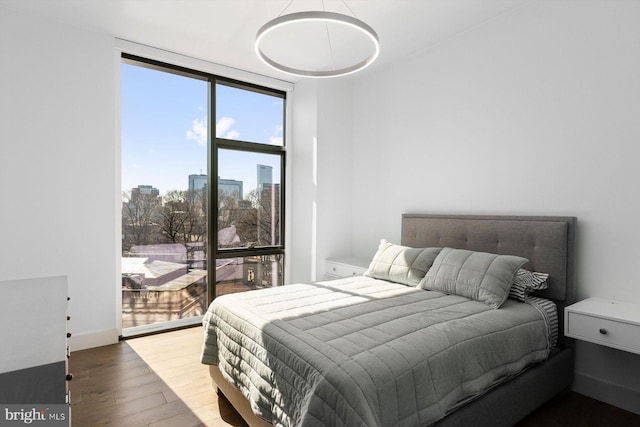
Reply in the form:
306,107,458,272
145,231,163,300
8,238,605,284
120,54,287,307
212,77,286,300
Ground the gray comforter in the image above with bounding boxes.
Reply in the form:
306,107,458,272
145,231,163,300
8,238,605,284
201,276,551,427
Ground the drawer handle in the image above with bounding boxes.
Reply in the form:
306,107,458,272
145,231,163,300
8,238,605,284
599,328,607,335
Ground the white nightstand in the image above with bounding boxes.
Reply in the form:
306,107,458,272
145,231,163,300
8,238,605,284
325,257,369,279
565,297,640,355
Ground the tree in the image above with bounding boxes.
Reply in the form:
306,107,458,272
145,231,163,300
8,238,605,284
122,190,161,251
156,189,207,264
157,190,189,243
223,186,280,248
184,188,207,244
254,185,281,246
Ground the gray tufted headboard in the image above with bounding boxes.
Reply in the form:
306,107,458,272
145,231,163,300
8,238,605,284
401,214,577,347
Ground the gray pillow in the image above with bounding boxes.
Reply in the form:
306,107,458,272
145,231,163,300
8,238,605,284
364,240,442,286
418,248,528,308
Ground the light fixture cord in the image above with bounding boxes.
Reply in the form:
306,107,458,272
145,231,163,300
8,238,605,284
278,0,295,17
322,0,336,71
279,0,357,18
340,0,358,18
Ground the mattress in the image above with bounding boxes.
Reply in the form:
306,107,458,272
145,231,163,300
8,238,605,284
201,276,555,427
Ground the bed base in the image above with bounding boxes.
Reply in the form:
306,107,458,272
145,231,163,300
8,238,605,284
211,348,573,427
210,365,272,427
434,348,574,426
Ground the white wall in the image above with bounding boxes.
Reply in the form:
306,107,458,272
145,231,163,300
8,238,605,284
346,0,640,413
289,80,319,282
316,79,355,276
0,8,119,350
289,78,355,283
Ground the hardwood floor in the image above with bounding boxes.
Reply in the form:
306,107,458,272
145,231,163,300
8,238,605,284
69,326,246,426
70,326,640,427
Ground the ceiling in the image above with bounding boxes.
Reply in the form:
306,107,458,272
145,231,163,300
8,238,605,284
0,0,531,82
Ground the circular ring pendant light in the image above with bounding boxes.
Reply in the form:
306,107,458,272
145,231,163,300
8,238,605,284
255,10,380,78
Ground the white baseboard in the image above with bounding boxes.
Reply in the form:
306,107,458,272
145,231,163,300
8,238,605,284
69,328,119,352
572,372,640,415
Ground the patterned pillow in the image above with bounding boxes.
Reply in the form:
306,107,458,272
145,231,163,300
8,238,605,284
364,240,442,286
509,269,549,302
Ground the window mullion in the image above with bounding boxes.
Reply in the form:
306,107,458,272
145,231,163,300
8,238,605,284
208,77,217,304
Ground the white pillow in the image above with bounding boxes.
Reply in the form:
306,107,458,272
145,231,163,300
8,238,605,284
364,240,442,286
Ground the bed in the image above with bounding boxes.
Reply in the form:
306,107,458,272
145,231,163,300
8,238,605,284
201,214,577,426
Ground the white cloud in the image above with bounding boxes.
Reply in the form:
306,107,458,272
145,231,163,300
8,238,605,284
187,116,240,144
270,125,283,145
226,129,240,139
216,117,236,138
186,118,207,146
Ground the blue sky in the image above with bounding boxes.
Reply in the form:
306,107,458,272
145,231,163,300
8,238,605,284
121,63,283,198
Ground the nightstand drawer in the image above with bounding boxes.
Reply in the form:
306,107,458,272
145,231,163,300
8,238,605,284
566,311,640,354
325,259,368,279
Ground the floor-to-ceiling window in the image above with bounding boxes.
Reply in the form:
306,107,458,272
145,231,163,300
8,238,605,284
120,55,286,336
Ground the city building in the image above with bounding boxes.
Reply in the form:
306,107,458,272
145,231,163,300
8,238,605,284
131,184,159,199
188,174,207,193
257,164,272,193
218,177,243,200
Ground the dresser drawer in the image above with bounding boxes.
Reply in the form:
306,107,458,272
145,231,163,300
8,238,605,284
566,311,640,354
